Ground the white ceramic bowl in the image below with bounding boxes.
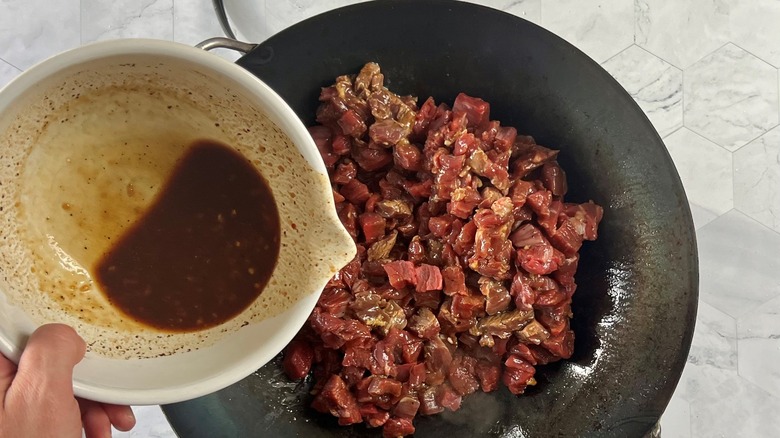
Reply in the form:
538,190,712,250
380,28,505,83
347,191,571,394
0,39,355,405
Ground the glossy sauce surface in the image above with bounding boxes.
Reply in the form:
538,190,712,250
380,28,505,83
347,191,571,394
95,140,280,332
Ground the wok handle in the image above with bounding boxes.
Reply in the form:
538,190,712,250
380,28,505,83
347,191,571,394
197,0,256,54
195,37,256,54
644,421,661,438
212,0,237,40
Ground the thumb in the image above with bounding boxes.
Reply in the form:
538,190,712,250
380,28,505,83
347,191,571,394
11,324,86,398
0,354,17,397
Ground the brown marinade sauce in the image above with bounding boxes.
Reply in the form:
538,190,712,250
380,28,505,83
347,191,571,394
95,140,281,332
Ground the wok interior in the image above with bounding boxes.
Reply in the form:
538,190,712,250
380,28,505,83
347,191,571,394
165,1,697,436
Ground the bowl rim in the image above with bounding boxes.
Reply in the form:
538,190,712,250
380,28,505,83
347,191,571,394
0,38,353,405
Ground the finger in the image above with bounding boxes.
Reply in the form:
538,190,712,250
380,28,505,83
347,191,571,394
0,353,17,397
11,324,86,398
101,403,136,431
79,399,112,438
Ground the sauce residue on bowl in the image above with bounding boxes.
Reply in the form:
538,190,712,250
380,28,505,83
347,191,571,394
94,140,280,332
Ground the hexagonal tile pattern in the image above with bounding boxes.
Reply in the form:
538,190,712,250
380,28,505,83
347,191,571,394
677,301,780,437
697,210,780,318
683,43,779,151
737,295,780,399
730,1,780,68
686,301,737,372
734,127,780,234
664,128,732,229
635,0,730,69
173,0,224,45
207,0,270,44
467,0,541,24
687,204,717,231
602,45,683,138
172,0,240,62
82,0,173,44
0,0,80,71
0,59,22,89
266,0,364,35
540,0,633,63
688,367,780,437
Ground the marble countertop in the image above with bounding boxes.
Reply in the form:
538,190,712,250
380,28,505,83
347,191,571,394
2,1,779,437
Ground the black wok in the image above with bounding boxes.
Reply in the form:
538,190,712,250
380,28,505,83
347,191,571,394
163,1,698,436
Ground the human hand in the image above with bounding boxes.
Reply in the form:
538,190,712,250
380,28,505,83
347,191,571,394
0,324,136,437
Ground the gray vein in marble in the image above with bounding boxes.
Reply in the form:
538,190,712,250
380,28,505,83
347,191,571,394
634,0,650,45
173,0,222,44
81,0,173,43
634,0,731,69
686,366,780,437
683,43,779,151
602,44,683,137
685,301,737,371
265,0,359,34
730,1,780,68
734,126,780,233
0,0,81,70
540,0,634,63
0,58,22,89
465,0,541,23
